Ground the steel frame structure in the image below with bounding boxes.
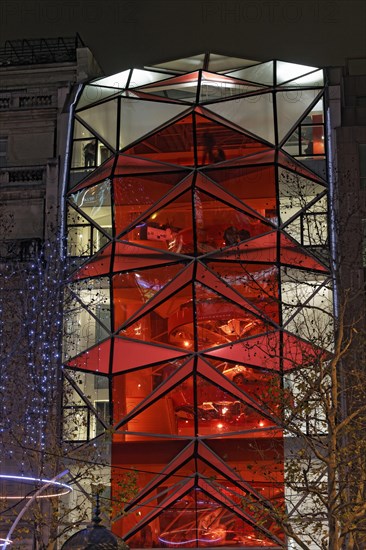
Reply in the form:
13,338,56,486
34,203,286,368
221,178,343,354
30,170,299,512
63,53,331,548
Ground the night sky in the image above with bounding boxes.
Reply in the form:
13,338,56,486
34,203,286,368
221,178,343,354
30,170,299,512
0,0,365,74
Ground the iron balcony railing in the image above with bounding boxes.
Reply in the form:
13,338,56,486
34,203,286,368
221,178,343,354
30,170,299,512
0,91,56,110
0,165,46,186
0,35,85,67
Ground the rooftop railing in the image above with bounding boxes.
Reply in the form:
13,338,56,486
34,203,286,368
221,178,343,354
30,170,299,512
0,35,85,67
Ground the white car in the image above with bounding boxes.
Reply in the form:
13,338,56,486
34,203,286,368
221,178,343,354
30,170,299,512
217,362,258,385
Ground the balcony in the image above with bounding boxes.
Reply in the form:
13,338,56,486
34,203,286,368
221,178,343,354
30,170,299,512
0,165,45,187
0,91,56,111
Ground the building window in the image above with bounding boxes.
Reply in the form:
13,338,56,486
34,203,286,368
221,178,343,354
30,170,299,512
359,144,366,187
0,136,7,167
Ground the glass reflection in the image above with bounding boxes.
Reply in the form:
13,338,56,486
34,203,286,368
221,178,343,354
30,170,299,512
63,370,110,442
63,279,110,360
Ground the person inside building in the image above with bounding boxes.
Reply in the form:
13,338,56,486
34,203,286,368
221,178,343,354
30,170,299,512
202,131,227,164
212,144,226,163
83,140,97,167
304,139,313,155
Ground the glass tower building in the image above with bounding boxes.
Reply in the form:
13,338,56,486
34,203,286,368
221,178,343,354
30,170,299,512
63,53,331,548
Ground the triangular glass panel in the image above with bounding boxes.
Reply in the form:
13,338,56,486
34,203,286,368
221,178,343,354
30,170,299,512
63,370,110,442
279,69,324,88
209,433,284,479
76,84,120,110
73,119,95,139
123,192,194,255
113,476,200,542
113,363,195,438
112,241,185,274
112,263,190,330
112,336,189,374
276,61,319,85
120,284,194,350
66,339,112,375
152,53,205,72
281,196,328,248
206,148,275,169
280,233,329,272
281,109,325,160
281,268,329,323
63,288,110,361
69,157,114,192
114,153,187,176
66,205,110,258
125,267,196,334
71,242,112,280
279,167,327,226
282,125,301,157
118,480,195,544
198,482,285,547
122,478,280,548
113,171,190,236
193,187,274,254
282,330,326,371
122,113,195,166
77,98,118,149
74,240,184,280
134,71,199,102
205,231,328,272
277,150,326,184
200,71,264,103
128,68,176,88
201,165,277,222
197,106,275,152
301,243,329,267
112,357,194,426
276,89,322,142
119,187,194,254
227,60,274,86
205,231,278,264
119,98,190,149
209,54,260,73
91,70,130,89
195,262,275,324
205,92,275,144
195,374,279,437
67,277,110,322
121,88,186,104
203,261,280,323
299,157,327,179
195,112,269,165
116,440,198,514
69,169,96,190
69,179,112,235
281,268,333,346
205,331,281,372
183,282,274,352
198,358,283,419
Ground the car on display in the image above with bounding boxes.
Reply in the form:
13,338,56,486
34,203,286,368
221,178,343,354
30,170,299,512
175,400,245,422
217,362,261,385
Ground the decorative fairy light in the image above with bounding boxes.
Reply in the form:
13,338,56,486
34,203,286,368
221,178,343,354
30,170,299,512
0,238,66,487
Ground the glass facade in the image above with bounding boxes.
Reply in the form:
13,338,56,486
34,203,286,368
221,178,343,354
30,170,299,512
64,54,331,548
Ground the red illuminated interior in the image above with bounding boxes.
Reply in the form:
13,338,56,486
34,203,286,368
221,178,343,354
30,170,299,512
66,59,329,548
